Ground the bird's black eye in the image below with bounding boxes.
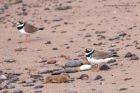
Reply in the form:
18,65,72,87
85,48,90,53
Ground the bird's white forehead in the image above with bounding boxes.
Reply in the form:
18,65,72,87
17,22,24,27
85,49,94,55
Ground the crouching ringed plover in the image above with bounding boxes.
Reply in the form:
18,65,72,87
85,48,116,72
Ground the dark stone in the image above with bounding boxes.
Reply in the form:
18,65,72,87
4,59,16,63
55,5,72,10
33,85,44,89
44,41,51,45
52,48,58,50
38,67,51,74
78,74,89,80
119,88,127,91
130,54,139,60
108,36,120,41
65,60,83,67
125,52,133,58
117,31,127,37
13,89,23,93
94,75,103,80
52,16,63,21
100,64,110,70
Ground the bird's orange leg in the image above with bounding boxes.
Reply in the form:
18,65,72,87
24,35,31,43
91,64,100,72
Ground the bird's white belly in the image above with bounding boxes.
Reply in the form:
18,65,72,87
87,57,115,64
19,28,29,35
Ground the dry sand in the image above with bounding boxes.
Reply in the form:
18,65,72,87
0,0,140,93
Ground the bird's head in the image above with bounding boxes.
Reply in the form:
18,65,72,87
16,21,25,28
85,48,95,57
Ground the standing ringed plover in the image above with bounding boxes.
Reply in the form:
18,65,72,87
16,21,44,42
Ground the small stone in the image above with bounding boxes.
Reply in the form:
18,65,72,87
64,68,79,73
117,31,127,37
38,67,51,74
125,52,133,58
23,83,34,87
33,84,44,89
52,48,58,50
33,90,42,93
94,75,103,80
14,47,27,52
9,0,23,4
65,60,83,67
52,16,63,21
44,41,51,45
0,75,7,80
55,5,72,10
66,90,78,93
4,59,16,63
119,88,127,91
52,69,64,75
78,74,89,80
37,57,47,63
25,79,35,84
108,36,120,41
47,60,57,64
30,75,43,80
13,89,23,93
130,54,139,60
100,64,110,70
85,34,92,37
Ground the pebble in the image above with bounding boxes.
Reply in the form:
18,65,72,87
4,59,16,63
13,89,23,93
64,68,79,73
52,68,78,75
9,0,23,4
119,88,127,91
78,74,89,80
100,64,110,70
14,47,27,52
0,75,7,80
66,90,78,93
47,60,57,64
55,5,72,10
52,48,58,50
94,75,103,80
44,41,51,45
65,60,83,67
33,84,44,89
52,16,63,21
130,54,139,60
125,52,133,58
79,64,92,71
117,31,127,37
33,90,42,93
37,58,47,63
23,83,34,87
38,67,51,74
125,52,139,60
108,36,120,41
30,75,43,80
